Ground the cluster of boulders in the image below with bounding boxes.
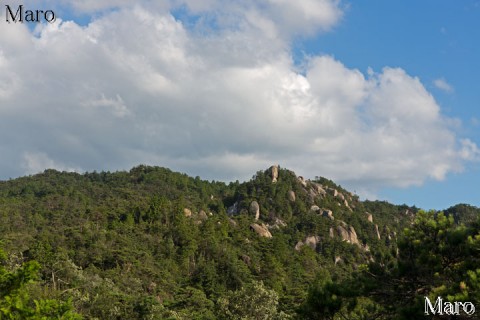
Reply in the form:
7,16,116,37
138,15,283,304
295,235,321,251
330,222,360,246
250,223,272,238
183,208,211,224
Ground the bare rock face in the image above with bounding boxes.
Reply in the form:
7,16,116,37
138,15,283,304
375,224,381,240
336,192,345,201
311,183,327,196
183,208,192,217
270,165,279,183
298,176,307,187
335,225,360,246
249,201,260,220
348,226,359,245
295,235,321,251
336,226,351,242
328,188,339,197
366,212,373,223
305,235,321,249
250,223,272,238
329,227,335,238
322,209,334,221
287,190,296,202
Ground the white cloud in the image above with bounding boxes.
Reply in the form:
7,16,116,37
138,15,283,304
22,152,80,175
433,77,454,93
0,3,477,197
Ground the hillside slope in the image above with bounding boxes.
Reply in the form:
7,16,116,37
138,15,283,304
0,165,478,319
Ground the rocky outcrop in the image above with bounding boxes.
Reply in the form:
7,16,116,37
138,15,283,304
310,205,321,213
270,165,279,183
183,208,192,217
250,223,272,238
328,188,338,197
322,209,334,221
344,199,352,211
335,225,360,246
295,235,321,251
348,226,359,245
311,183,327,196
336,192,345,201
287,190,296,202
366,212,373,223
375,224,381,240
249,201,260,220
298,176,307,187
336,225,350,242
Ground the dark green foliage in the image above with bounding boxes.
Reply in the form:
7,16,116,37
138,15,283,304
0,166,477,319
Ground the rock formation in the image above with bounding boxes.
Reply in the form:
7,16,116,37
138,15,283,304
334,225,360,246
366,212,373,223
287,190,296,202
295,235,321,251
249,201,260,220
328,188,338,197
270,165,279,183
183,208,192,217
322,209,334,220
298,176,307,187
375,224,381,240
250,223,272,238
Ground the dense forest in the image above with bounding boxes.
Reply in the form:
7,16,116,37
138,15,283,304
0,165,479,319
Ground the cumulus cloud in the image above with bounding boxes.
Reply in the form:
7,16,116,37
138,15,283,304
0,2,477,197
433,77,454,93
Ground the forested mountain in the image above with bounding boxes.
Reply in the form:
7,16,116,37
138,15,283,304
0,165,479,319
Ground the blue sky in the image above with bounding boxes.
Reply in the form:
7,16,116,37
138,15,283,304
0,1,478,210
295,1,480,209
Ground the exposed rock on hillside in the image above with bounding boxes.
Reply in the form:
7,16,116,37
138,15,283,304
270,165,279,183
183,208,192,217
322,209,334,220
295,235,321,251
375,224,381,240
332,224,360,246
298,176,307,187
250,201,260,220
287,190,296,202
250,223,272,238
311,183,327,196
328,188,338,197
366,212,373,223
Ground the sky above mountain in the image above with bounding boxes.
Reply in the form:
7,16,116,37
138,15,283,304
0,1,479,209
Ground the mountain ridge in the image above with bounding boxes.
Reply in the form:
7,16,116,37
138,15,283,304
0,164,479,319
